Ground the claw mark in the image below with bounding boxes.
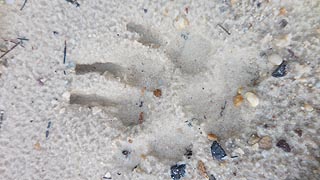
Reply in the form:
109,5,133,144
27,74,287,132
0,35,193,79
75,62,124,75
70,93,117,107
75,62,160,89
127,22,163,48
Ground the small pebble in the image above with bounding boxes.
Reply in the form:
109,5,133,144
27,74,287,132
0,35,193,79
207,133,219,141
103,172,112,179
170,164,186,180
153,89,162,97
272,61,287,77
245,92,259,107
233,94,244,107
247,133,261,145
303,103,314,112
211,141,227,160
276,139,291,152
294,128,303,137
259,136,272,150
34,141,41,150
209,174,217,180
268,54,283,65
279,7,287,15
279,19,288,28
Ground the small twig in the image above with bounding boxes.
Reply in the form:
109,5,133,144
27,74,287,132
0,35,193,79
217,24,231,35
20,0,28,11
46,121,52,139
0,41,21,59
0,110,4,129
63,40,67,64
220,101,227,117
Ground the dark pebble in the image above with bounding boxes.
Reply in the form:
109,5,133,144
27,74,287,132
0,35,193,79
211,141,227,160
276,139,291,152
184,148,192,159
122,150,130,157
294,128,303,137
279,19,288,28
170,164,186,180
272,61,287,77
209,174,216,180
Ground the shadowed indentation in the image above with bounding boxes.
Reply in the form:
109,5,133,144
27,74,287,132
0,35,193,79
75,62,124,75
75,62,164,90
70,93,148,126
70,93,117,107
127,22,163,48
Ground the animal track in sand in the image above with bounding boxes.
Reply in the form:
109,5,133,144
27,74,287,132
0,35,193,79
68,22,266,176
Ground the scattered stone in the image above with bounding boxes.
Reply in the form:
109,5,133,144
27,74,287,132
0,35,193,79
294,128,303,137
197,160,209,179
259,136,273,150
209,174,217,180
233,94,244,107
153,89,162,97
170,164,186,180
103,172,112,179
276,139,291,152
207,133,219,141
248,133,261,145
272,61,287,77
211,141,227,160
279,7,287,15
303,103,314,112
34,141,41,150
245,92,259,107
268,54,283,65
279,19,288,28
174,16,189,30
233,148,245,157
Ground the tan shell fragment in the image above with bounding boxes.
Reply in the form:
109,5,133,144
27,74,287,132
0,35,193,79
233,94,244,107
197,160,209,179
207,133,218,141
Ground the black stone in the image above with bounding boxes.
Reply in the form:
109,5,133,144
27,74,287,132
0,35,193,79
272,61,287,78
209,174,217,180
279,19,288,28
170,164,186,180
211,141,227,160
276,139,291,152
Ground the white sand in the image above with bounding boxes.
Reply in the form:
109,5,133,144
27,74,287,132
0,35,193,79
0,0,319,180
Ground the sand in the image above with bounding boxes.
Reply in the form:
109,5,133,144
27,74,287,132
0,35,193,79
0,0,319,180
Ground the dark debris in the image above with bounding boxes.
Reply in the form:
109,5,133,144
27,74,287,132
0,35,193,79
65,0,80,7
184,148,192,159
20,0,28,11
170,164,186,180
294,128,303,137
209,174,217,180
211,141,227,160
276,139,291,152
279,19,288,28
272,61,287,77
